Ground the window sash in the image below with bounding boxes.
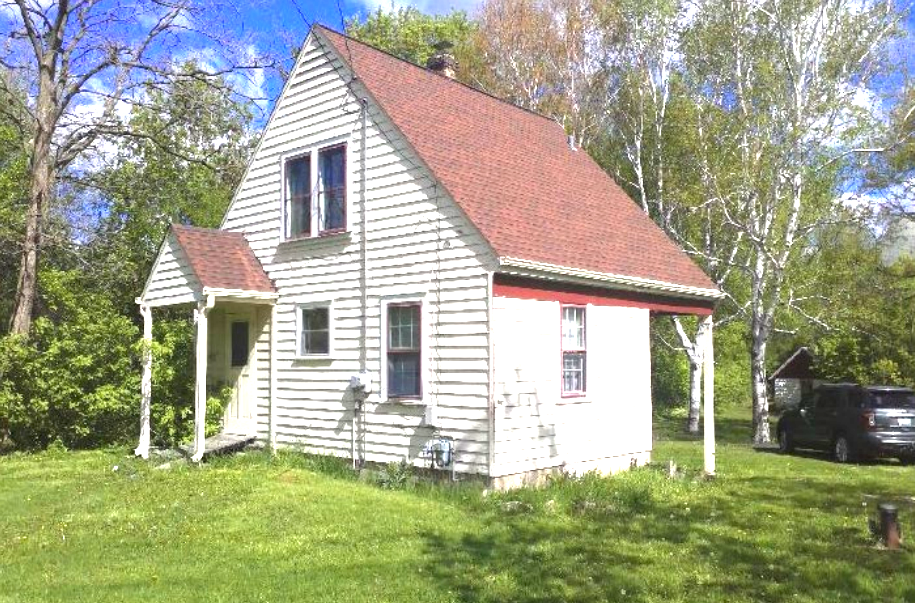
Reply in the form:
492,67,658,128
319,145,346,233
286,155,311,237
386,303,422,398
299,307,330,356
561,305,586,394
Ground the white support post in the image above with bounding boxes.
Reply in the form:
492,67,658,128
191,297,213,462
702,314,716,476
135,302,153,459
268,303,278,453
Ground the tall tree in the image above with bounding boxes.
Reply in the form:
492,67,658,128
683,0,904,443
1,0,268,336
87,67,253,313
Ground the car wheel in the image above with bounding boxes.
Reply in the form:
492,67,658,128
778,426,794,454
899,456,915,466
833,434,854,463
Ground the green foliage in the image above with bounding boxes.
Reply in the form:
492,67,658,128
0,269,140,449
376,459,413,490
86,65,253,314
346,7,477,72
650,317,689,410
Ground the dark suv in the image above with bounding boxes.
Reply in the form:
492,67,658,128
776,383,915,464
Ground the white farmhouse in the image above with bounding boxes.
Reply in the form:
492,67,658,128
136,25,722,488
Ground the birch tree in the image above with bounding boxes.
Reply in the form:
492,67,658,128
600,0,748,433
1,0,268,336
683,0,904,443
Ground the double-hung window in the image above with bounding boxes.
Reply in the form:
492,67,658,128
561,305,586,395
286,155,311,237
319,145,346,233
298,304,331,357
284,143,347,239
386,303,422,398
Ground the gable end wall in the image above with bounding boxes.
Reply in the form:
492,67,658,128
220,33,495,475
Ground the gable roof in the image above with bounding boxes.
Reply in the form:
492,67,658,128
171,224,275,293
769,347,817,382
315,25,718,297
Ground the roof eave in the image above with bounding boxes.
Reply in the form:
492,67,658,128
497,257,723,303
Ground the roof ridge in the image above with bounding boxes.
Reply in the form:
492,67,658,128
314,23,560,127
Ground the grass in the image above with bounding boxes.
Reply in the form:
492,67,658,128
2,407,914,603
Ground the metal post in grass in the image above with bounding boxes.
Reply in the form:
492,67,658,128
879,503,901,550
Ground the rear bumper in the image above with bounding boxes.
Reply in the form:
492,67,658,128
859,432,915,457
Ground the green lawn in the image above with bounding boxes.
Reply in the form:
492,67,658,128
2,409,914,603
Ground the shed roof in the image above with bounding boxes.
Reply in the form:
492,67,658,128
770,347,817,382
316,25,718,296
171,224,275,293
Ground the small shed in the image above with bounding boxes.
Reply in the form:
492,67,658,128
769,347,821,409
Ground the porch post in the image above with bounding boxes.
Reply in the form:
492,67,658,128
135,302,153,459
192,297,213,462
269,303,278,453
702,314,715,476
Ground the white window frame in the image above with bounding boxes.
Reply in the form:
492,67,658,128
561,304,587,397
295,301,334,359
380,294,429,403
280,136,351,241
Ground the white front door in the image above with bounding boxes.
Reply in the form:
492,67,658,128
224,308,256,435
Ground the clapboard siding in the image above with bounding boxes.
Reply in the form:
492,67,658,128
220,32,495,475
490,295,653,479
142,233,199,306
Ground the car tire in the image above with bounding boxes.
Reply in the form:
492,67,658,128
833,434,854,464
778,426,794,454
899,456,915,466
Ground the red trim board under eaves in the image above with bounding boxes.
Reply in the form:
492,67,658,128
493,274,715,316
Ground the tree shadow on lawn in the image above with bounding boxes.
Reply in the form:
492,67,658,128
420,474,915,603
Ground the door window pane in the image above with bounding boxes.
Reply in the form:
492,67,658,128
231,321,249,367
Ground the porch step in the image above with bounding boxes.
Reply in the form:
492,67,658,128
181,432,256,460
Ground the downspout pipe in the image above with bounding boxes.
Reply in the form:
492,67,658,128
352,97,369,471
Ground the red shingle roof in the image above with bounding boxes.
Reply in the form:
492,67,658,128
317,26,717,293
171,224,275,293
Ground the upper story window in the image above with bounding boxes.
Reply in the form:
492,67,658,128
561,305,586,396
284,143,347,239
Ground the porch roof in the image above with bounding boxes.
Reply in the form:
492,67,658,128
139,224,276,307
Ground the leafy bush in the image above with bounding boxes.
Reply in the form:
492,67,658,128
0,269,208,450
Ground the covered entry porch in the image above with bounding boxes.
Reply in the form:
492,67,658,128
135,225,277,461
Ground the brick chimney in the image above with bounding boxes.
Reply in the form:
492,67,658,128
426,40,457,79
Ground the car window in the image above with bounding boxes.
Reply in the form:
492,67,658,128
868,392,915,409
847,389,866,408
817,390,838,410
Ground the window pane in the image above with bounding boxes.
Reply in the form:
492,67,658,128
320,146,346,232
301,307,330,355
287,155,311,236
231,321,249,367
389,305,420,350
388,352,420,397
563,352,585,393
562,306,585,349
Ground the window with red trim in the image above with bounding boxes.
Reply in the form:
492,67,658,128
319,144,346,233
387,303,422,398
561,305,586,395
